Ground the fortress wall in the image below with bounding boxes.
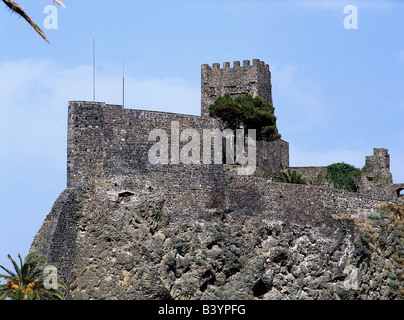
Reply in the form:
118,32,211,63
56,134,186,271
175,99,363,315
67,100,289,218
66,101,394,231
67,101,227,217
225,175,389,239
288,166,329,185
257,139,289,174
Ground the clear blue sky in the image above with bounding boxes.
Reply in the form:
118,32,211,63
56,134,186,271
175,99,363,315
1,0,403,272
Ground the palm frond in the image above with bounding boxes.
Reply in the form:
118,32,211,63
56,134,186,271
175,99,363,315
0,289,13,300
23,252,37,265
275,169,307,185
2,0,49,42
10,289,24,300
57,279,67,290
23,253,46,280
0,265,16,278
18,253,23,269
7,254,22,281
2,0,66,42
53,0,65,8
1,253,66,300
29,253,47,266
39,287,65,300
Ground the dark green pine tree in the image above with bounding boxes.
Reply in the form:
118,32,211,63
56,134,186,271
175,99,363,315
209,93,281,141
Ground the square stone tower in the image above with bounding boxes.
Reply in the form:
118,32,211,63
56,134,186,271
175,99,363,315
201,59,273,117
363,148,392,180
357,148,394,197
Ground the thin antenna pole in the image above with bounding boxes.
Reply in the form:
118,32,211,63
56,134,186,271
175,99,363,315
93,38,96,101
123,58,125,108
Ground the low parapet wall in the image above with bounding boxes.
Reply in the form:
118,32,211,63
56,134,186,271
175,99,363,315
288,166,328,185
225,175,391,240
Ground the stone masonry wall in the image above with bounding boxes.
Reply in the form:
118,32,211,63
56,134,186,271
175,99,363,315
67,101,290,219
358,148,394,198
257,140,290,174
289,166,329,186
223,174,392,240
67,101,227,218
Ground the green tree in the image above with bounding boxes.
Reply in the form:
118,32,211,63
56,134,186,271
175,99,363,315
209,93,281,141
2,0,65,42
0,252,67,300
326,162,361,192
275,169,307,185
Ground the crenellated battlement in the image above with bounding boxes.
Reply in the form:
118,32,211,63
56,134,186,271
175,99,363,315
201,58,272,117
201,59,269,72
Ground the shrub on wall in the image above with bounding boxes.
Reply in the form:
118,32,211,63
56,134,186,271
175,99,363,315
260,165,273,179
208,93,281,141
275,169,307,185
326,162,361,192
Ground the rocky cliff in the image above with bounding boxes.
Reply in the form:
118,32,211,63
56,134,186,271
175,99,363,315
30,179,404,300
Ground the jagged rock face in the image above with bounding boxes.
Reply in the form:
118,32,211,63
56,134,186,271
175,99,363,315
31,186,403,300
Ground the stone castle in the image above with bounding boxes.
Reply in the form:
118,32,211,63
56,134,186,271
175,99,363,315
66,58,401,206
30,59,404,300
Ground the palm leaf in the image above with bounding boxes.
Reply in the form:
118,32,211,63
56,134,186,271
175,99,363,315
1,253,67,300
275,169,307,184
0,283,10,290
0,290,13,300
11,289,24,300
22,253,46,278
23,252,37,265
2,0,66,42
0,275,13,282
39,287,65,300
53,0,65,8
29,253,47,265
7,254,22,281
23,253,46,279
2,0,49,42
18,253,24,269
56,278,67,290
0,265,16,278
